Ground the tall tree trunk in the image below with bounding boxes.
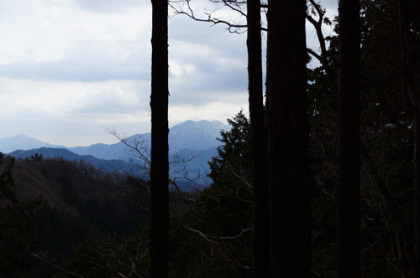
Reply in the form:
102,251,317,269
266,0,310,277
246,0,269,277
150,0,169,277
336,0,361,277
414,103,420,278
399,0,420,276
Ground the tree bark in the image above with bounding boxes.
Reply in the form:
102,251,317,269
246,0,269,277
150,0,169,277
336,0,361,277
399,0,420,276
414,102,420,278
266,0,310,277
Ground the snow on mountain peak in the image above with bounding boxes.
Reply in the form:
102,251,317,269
0,119,229,157
169,120,228,153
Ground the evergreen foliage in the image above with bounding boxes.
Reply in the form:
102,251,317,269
170,112,253,277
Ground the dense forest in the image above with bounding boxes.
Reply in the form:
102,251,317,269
1,0,420,277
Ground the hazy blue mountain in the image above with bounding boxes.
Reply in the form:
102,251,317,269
8,146,217,187
68,133,150,161
68,120,226,161
0,134,61,153
9,147,144,177
169,120,226,153
2,120,227,186
170,147,219,187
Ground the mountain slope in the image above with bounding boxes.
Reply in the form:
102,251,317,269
68,120,227,160
169,120,226,153
1,120,227,160
0,134,61,153
9,147,144,177
2,120,228,185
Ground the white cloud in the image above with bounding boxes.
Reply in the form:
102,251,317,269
0,0,150,71
0,0,337,147
73,0,149,14
169,97,248,125
0,77,152,145
0,78,149,115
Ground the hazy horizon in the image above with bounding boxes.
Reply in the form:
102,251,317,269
0,118,228,148
0,0,337,147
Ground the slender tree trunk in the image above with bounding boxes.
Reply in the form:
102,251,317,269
414,106,420,278
150,0,169,277
247,0,269,277
266,0,310,277
399,0,420,276
336,0,361,277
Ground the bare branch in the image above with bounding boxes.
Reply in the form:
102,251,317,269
106,128,151,168
307,47,323,62
31,252,85,278
169,0,268,33
175,216,252,270
306,0,336,85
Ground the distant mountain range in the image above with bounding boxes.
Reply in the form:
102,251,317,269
0,134,62,154
9,147,144,178
1,120,229,186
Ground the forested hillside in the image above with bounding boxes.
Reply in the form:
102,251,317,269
0,155,150,277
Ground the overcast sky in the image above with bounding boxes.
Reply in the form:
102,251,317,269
0,0,337,147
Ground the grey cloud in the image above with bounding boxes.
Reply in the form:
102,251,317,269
0,52,150,82
167,14,254,107
76,93,149,115
322,0,338,10
169,66,247,106
169,16,246,59
72,0,145,13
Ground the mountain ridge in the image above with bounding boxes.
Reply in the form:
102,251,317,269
2,120,227,186
0,120,227,160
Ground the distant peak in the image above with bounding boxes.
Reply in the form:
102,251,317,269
13,134,33,138
4,134,40,141
171,119,227,129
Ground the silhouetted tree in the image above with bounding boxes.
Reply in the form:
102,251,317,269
246,0,269,277
0,157,38,277
266,0,310,277
399,0,420,276
150,0,169,277
336,0,361,277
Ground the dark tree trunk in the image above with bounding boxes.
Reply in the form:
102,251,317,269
414,105,420,278
150,0,169,277
336,0,361,278
266,0,310,277
399,0,420,276
246,0,269,277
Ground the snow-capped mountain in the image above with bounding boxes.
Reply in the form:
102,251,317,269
0,120,229,185
169,120,227,153
67,120,227,161
0,120,227,157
